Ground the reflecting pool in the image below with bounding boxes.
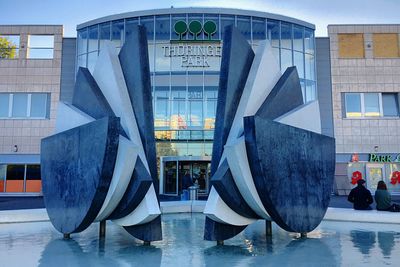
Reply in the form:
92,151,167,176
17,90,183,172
1,213,400,266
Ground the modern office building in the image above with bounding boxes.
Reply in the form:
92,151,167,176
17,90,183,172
328,24,400,195
0,25,62,195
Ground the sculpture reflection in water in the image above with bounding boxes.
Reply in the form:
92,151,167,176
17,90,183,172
40,25,162,243
203,25,335,241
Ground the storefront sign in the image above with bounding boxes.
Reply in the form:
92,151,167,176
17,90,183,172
369,153,400,163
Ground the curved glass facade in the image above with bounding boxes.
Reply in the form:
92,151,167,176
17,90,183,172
76,9,316,158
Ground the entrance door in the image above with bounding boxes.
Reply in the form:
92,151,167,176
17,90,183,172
366,164,385,192
164,161,177,195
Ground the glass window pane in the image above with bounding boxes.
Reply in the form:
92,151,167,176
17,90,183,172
252,17,266,40
305,80,316,102
267,20,280,47
281,48,292,72
155,15,170,40
345,93,362,117
294,51,304,79
111,20,124,47
204,15,219,40
188,87,203,128
77,54,87,68
204,86,217,130
305,54,315,80
237,16,251,40
77,29,88,55
305,28,314,54
29,35,54,48
88,25,98,52
27,48,53,59
125,18,139,38
0,35,20,59
30,93,47,118
154,86,170,128
293,25,304,52
12,94,28,117
0,94,9,117
220,15,235,41
6,165,25,192
383,93,399,117
364,93,380,116
140,16,155,41
99,22,111,50
171,86,186,130
0,165,6,192
26,165,41,193
87,51,98,73
281,22,292,50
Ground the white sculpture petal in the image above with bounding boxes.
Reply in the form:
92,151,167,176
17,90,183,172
92,41,150,172
224,137,271,219
95,135,139,221
112,184,161,226
55,102,94,133
275,100,322,134
204,187,256,226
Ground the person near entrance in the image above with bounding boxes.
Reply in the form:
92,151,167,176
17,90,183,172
182,171,193,190
348,179,373,210
374,181,400,212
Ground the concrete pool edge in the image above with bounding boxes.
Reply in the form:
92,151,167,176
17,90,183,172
1,201,399,225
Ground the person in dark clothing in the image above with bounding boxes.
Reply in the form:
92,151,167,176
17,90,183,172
348,179,373,210
182,171,193,190
374,181,400,212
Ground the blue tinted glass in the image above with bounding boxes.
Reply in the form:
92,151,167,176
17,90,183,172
281,22,292,49
111,20,124,47
267,20,279,47
27,48,53,59
88,25,98,52
305,54,315,80
154,86,170,128
12,94,27,117
252,17,266,40
155,15,170,40
171,86,187,130
99,22,110,49
30,93,47,118
281,48,292,72
383,93,399,117
77,28,88,55
345,93,361,113
0,94,9,117
294,51,304,79
140,16,155,41
220,15,235,41
237,16,251,40
204,87,217,130
305,28,314,54
305,80,316,102
364,93,380,115
204,15,219,40
188,85,203,128
188,14,203,40
171,15,187,40
125,18,138,38
293,25,303,52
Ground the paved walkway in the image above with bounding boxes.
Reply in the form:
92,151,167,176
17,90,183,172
2,195,400,211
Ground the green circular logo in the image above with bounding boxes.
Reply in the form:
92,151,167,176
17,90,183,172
188,21,202,40
174,20,187,40
203,21,217,40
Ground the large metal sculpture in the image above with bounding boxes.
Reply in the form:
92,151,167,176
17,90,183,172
41,25,162,243
204,26,335,241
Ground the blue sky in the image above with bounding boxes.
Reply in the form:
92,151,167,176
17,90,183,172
0,0,399,37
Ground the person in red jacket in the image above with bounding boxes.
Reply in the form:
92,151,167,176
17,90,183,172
348,179,373,210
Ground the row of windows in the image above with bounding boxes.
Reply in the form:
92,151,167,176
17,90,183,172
0,93,50,119
344,92,399,118
0,164,41,193
338,33,400,59
0,35,55,59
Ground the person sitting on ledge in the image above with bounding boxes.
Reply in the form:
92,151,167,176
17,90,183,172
348,179,373,210
374,181,400,212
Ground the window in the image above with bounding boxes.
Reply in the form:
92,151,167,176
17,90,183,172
0,93,49,119
373,33,399,58
344,92,400,118
27,35,54,59
0,164,42,193
0,35,19,59
338,33,364,58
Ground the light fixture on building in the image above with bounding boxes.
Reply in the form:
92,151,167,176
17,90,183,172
374,145,379,152
13,145,18,152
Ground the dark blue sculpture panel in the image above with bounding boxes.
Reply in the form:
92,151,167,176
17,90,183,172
124,215,163,242
41,117,119,234
108,157,152,220
211,25,255,175
204,216,247,241
211,160,260,219
244,117,335,232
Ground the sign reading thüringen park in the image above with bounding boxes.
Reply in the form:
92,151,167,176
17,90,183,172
161,20,222,68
